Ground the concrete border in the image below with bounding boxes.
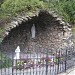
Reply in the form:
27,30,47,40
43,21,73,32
58,66,75,75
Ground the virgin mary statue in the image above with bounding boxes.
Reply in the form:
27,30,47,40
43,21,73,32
31,24,36,38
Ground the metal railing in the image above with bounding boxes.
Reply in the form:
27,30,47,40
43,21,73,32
0,47,75,75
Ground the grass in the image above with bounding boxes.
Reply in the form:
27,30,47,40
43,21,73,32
0,0,75,24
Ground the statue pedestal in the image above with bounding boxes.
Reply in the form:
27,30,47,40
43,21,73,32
14,52,20,59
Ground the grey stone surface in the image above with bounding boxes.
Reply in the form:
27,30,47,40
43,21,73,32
0,10,73,53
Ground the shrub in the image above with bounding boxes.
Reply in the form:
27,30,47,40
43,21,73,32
0,52,12,69
0,0,75,24
63,0,75,24
48,0,75,24
0,0,44,17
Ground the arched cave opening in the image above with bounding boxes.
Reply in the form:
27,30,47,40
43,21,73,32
1,10,65,53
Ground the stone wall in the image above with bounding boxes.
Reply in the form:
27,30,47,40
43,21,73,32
0,10,73,53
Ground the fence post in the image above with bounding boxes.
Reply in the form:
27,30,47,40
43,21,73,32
65,49,67,71
46,49,48,75
1,51,2,75
57,50,60,73
12,51,14,75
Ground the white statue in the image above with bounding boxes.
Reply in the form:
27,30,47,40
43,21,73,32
14,46,20,59
31,24,36,38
